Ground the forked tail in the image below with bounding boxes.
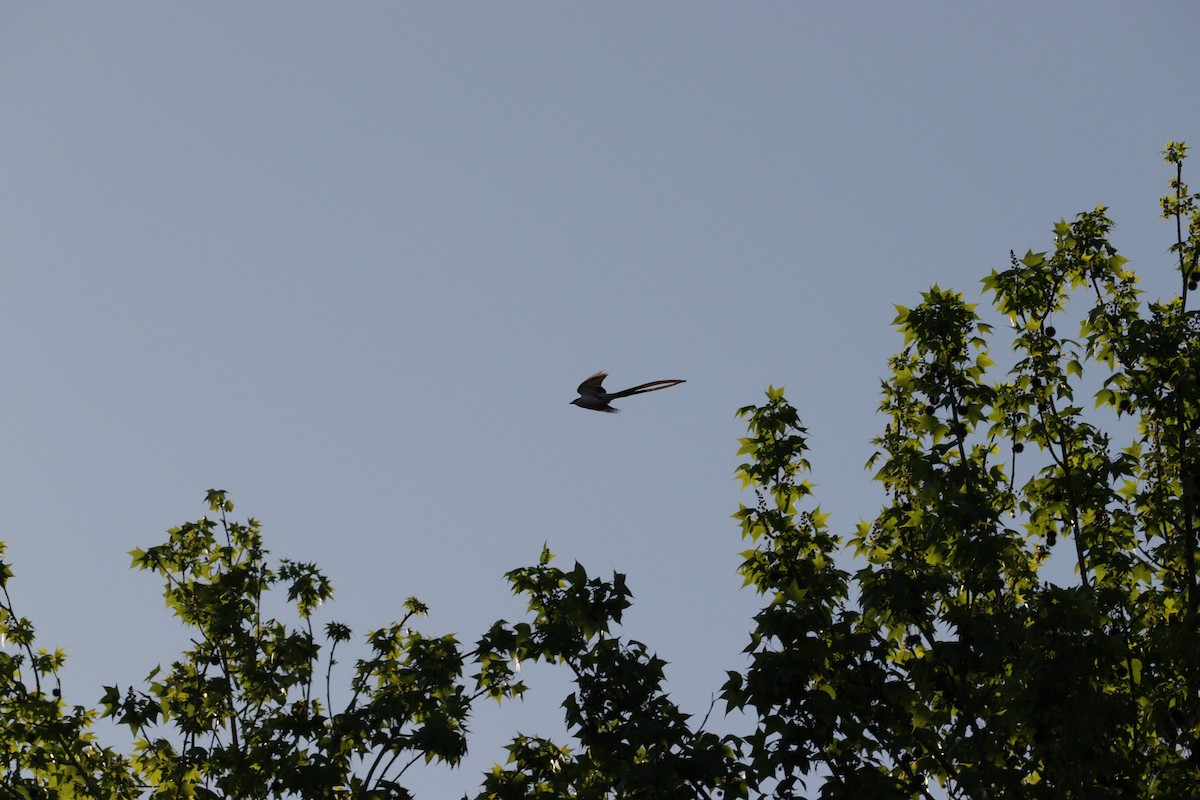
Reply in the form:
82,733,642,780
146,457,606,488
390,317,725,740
611,379,686,399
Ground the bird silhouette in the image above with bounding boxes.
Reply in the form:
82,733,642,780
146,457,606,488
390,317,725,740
569,371,685,413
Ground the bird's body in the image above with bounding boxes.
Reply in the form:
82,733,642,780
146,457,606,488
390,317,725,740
570,371,685,413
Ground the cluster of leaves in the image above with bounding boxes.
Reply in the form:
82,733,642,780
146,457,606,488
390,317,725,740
1,143,1198,799
1,544,141,799
725,142,1200,798
473,549,745,799
102,489,477,799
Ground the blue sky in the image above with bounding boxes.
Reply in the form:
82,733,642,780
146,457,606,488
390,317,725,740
2,3,1197,795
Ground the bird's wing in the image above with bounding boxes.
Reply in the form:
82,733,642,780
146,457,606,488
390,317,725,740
576,371,609,397
609,379,686,398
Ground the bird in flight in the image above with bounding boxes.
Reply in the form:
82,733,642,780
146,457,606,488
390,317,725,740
570,371,686,413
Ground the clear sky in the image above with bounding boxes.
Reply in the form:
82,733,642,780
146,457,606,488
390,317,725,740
2,3,1197,795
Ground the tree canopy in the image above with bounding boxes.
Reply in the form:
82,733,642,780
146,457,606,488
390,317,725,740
2,142,1199,798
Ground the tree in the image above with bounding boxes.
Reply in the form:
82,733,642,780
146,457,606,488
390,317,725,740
1,543,141,799
103,489,479,799
1,143,1198,799
724,142,1200,798
472,549,745,799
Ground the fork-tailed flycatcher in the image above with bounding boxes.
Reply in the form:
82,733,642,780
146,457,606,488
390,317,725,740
569,371,685,413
